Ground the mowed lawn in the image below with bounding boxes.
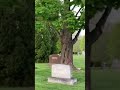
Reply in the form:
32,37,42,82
35,55,85,90
91,68,120,90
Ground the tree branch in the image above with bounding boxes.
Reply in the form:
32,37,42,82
72,29,82,44
50,26,60,36
76,7,84,20
77,15,81,20
90,6,112,45
48,22,60,36
72,21,85,45
75,7,82,17
71,5,76,11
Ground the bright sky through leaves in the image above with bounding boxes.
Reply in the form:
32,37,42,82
60,0,85,37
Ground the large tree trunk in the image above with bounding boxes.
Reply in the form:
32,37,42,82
86,16,91,90
86,42,91,90
59,29,81,70
85,7,112,90
60,29,73,65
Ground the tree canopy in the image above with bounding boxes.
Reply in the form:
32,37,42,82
35,0,85,63
35,0,85,33
0,0,34,86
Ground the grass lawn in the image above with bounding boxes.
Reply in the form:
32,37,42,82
35,54,85,90
91,68,120,90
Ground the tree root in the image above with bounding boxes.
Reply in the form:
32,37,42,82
71,65,81,71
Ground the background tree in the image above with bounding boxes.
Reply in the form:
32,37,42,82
73,39,81,54
35,0,59,63
73,36,85,54
0,0,34,86
86,0,120,89
35,0,85,68
80,36,85,52
86,0,120,63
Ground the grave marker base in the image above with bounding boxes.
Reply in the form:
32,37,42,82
48,77,77,85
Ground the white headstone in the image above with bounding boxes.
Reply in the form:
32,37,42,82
52,64,72,79
48,64,77,85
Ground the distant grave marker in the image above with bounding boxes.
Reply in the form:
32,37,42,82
101,62,107,70
82,51,85,56
49,54,61,65
111,59,120,69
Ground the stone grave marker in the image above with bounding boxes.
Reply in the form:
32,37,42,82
82,51,85,56
111,59,120,69
101,62,107,70
48,64,77,85
49,54,61,65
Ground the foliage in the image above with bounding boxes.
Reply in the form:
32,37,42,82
73,36,85,53
86,0,120,19
0,0,34,86
73,39,81,53
35,0,85,33
35,0,60,63
35,0,85,63
35,29,51,63
56,38,61,53
80,36,85,51
86,0,120,67
35,25,59,63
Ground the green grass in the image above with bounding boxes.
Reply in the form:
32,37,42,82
91,68,120,90
35,55,85,90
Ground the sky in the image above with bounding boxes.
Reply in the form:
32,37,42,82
80,30,85,36
72,30,85,39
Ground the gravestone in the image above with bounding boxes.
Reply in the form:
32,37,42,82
82,51,85,56
111,59,120,69
48,64,77,85
77,52,80,55
49,54,61,65
101,62,106,69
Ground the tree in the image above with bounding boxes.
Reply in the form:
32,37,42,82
86,0,120,62
35,0,85,68
0,0,34,86
35,29,51,63
86,0,120,89
35,22,59,63
35,26,59,63
80,36,85,52
73,39,81,54
35,0,60,63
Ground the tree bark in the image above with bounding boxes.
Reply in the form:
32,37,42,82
60,29,79,70
90,7,112,45
72,29,82,44
86,42,91,90
86,17,91,90
60,29,73,65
